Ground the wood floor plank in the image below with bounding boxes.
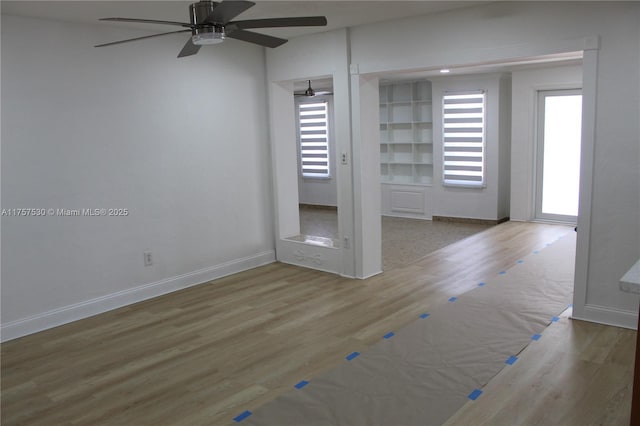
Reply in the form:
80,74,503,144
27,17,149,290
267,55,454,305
2,222,633,425
444,312,635,426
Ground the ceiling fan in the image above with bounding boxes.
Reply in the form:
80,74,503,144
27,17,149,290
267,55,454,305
95,0,327,58
295,80,334,97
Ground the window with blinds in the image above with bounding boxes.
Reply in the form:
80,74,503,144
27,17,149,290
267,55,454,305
442,91,486,187
298,102,330,178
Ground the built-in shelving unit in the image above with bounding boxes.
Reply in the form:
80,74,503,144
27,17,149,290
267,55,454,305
379,80,433,185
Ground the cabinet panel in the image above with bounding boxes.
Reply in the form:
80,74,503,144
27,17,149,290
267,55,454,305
391,189,425,214
381,184,433,219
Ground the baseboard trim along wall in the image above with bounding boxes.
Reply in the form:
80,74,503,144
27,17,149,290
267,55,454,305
572,303,638,330
433,216,510,226
298,203,338,211
1,250,276,342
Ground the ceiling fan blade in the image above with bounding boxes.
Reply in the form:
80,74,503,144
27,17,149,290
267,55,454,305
293,91,333,97
177,38,202,58
95,29,192,48
99,17,193,28
226,29,287,48
203,1,255,25
227,16,327,30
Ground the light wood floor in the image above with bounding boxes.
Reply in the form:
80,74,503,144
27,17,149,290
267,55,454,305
1,222,635,425
445,307,634,426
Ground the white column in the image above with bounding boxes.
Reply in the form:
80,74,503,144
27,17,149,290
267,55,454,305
350,67,382,278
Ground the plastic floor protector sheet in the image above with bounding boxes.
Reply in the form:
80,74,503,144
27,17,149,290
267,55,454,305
239,231,576,426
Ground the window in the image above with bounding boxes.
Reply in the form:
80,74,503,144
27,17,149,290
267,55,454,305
298,102,330,178
442,90,485,187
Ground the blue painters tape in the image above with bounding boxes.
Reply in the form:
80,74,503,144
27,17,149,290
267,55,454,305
346,352,360,361
533,250,540,254
505,355,518,365
448,297,457,302
568,303,574,308
468,389,483,400
420,313,430,319
383,332,395,339
498,271,506,275
532,333,542,341
517,260,524,264
294,380,309,389
478,282,486,287
551,316,560,322
233,411,252,422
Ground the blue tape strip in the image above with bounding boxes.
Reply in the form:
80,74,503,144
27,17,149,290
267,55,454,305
505,355,518,365
420,313,430,319
568,303,574,308
532,333,542,341
551,316,560,322
468,389,483,400
346,352,360,361
533,250,540,254
478,282,486,287
294,380,309,389
498,271,506,275
383,332,395,339
448,297,457,302
517,259,524,264
233,411,252,422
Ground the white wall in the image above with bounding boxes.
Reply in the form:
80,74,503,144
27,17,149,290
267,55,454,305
349,1,640,327
1,15,275,340
510,64,583,221
430,73,511,221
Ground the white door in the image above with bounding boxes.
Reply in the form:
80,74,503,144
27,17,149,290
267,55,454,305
535,89,583,223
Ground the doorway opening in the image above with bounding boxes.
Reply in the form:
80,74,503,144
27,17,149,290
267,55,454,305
292,77,339,248
535,89,583,223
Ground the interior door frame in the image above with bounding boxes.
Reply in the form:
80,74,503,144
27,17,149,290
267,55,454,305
534,88,583,224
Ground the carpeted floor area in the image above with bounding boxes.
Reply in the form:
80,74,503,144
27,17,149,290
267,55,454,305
298,206,493,270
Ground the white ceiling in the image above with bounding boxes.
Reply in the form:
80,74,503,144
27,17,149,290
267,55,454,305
3,0,582,90
1,1,488,39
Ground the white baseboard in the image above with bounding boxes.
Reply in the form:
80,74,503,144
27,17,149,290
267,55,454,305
572,303,638,330
1,250,276,342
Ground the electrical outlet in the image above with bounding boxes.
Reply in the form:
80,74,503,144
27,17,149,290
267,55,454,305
341,152,348,165
144,251,153,266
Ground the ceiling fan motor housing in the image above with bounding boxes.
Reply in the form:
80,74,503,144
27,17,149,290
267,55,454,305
189,1,223,37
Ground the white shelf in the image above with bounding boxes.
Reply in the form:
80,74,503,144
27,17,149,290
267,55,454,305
380,80,433,186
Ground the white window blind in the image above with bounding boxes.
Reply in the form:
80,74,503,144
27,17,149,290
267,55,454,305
442,90,485,187
298,102,330,178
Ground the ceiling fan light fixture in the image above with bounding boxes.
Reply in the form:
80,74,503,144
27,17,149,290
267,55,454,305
192,27,225,46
